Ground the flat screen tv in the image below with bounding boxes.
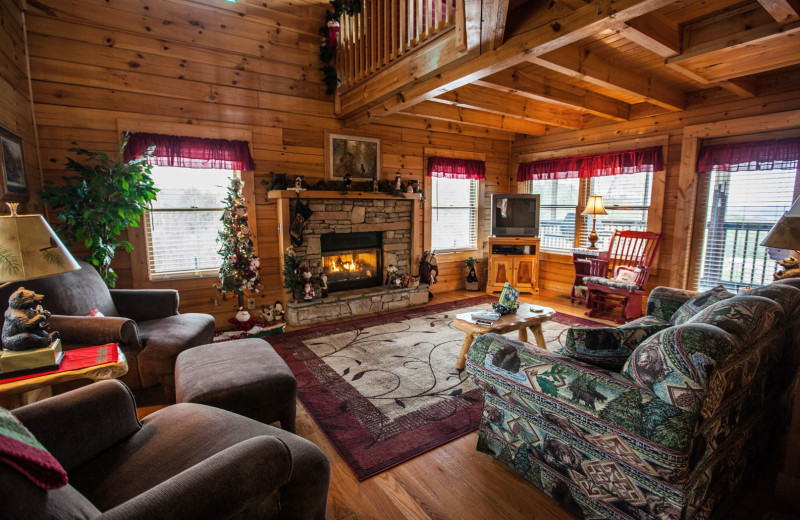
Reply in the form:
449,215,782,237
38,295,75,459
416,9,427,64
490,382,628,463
491,193,540,237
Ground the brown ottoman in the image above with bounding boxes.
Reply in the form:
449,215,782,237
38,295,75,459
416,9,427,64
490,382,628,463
174,338,297,432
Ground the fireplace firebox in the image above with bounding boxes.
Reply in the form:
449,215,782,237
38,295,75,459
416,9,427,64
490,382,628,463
321,232,383,292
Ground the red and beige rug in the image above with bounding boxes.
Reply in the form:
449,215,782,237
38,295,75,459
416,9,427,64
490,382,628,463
268,296,601,480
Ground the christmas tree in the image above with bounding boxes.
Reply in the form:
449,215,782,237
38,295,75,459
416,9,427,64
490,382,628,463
214,177,262,310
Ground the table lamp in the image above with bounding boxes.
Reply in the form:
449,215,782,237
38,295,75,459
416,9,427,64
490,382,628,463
760,195,800,280
581,195,607,250
0,202,81,373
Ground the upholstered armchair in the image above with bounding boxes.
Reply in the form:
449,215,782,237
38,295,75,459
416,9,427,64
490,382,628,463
0,261,215,401
1,379,330,519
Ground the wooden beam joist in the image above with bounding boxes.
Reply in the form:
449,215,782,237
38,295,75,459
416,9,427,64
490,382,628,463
757,0,800,25
403,100,547,135
341,0,676,127
612,12,681,57
434,84,584,129
475,67,630,121
481,0,510,52
531,46,686,111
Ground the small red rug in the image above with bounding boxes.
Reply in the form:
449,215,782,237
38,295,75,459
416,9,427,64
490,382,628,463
268,296,601,480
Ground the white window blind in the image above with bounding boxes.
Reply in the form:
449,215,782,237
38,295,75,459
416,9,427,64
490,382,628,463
579,171,653,251
431,176,478,251
690,166,797,290
145,166,234,278
529,178,580,251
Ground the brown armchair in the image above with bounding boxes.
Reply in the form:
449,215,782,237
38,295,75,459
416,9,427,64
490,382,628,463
1,379,330,519
0,261,215,401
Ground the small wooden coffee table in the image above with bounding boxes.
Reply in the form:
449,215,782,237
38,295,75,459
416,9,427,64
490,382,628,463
454,305,556,369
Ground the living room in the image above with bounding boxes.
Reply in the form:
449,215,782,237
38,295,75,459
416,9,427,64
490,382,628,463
1,0,800,518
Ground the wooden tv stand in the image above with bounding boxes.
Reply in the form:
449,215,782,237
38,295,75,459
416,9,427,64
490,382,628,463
485,236,540,295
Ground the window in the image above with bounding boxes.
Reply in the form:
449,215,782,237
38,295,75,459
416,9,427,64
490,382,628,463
430,176,479,251
530,178,580,250
145,166,234,278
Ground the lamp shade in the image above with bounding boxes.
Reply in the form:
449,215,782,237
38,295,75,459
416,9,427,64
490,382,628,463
0,204,80,284
581,195,608,216
760,196,800,251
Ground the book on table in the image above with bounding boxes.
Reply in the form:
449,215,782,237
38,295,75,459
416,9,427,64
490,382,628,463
0,339,64,377
470,310,501,321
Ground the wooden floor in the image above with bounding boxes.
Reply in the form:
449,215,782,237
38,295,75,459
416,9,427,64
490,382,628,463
140,290,798,520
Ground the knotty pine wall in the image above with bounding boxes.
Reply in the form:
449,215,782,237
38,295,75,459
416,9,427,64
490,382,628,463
0,0,41,212
21,0,511,327
512,69,800,300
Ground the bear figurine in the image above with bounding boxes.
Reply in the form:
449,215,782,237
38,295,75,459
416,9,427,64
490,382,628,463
1,287,58,351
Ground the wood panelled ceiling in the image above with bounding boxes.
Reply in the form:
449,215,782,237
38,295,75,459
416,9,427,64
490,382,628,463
338,0,800,137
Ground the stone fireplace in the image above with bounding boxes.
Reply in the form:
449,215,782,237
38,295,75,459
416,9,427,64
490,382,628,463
269,191,428,326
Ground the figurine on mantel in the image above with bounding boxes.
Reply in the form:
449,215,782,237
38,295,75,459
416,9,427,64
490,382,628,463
294,176,304,192
372,175,379,193
344,172,352,190
394,172,402,191
319,270,329,298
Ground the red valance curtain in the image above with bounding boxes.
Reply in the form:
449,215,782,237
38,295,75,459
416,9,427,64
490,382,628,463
427,156,486,180
697,137,800,173
516,146,664,182
123,133,256,171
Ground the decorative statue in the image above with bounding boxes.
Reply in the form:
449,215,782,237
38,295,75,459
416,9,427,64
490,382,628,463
343,172,352,190
319,270,329,298
419,251,432,284
406,183,414,193
385,264,399,287
372,176,379,193
259,305,274,323
1,288,58,351
294,176,303,191
394,172,402,191
428,252,439,284
775,256,800,280
412,180,420,193
301,267,315,301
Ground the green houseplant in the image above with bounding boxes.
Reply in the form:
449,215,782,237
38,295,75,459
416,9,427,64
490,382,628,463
465,257,480,291
38,133,159,287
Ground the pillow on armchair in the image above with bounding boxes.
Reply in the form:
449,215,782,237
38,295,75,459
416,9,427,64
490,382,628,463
670,285,734,325
560,315,671,371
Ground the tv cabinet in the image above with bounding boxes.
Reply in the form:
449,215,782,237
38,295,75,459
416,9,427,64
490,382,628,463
486,236,540,295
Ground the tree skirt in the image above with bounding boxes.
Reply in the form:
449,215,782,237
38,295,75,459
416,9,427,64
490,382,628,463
268,296,602,480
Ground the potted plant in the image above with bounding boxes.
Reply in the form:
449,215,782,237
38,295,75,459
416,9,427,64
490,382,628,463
464,257,480,291
38,132,159,287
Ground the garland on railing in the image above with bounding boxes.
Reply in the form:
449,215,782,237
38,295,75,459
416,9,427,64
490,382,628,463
319,0,361,95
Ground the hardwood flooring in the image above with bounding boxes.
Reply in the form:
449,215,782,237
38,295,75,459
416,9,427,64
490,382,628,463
139,290,798,520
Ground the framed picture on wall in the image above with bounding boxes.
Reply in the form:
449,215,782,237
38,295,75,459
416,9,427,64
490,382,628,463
326,132,381,182
0,127,28,202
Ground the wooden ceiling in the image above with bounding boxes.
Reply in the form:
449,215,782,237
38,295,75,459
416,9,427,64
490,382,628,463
338,0,800,138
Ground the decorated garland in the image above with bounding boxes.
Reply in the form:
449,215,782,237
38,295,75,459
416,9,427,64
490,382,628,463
319,0,362,95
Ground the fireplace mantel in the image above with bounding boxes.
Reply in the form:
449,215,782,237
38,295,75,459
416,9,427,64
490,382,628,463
271,190,423,315
267,190,421,201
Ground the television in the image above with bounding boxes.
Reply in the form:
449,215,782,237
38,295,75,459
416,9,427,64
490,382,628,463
491,193,540,237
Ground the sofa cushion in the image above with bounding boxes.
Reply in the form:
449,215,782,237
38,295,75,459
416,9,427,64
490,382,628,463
622,324,737,412
583,276,639,291
686,295,784,347
0,466,99,520
561,315,671,371
744,284,800,314
0,407,67,489
670,285,734,325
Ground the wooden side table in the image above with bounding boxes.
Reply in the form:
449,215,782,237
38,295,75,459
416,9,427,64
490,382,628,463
0,345,127,409
453,305,555,369
571,249,600,304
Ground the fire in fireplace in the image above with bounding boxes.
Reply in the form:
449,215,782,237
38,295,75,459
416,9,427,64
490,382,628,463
321,232,383,292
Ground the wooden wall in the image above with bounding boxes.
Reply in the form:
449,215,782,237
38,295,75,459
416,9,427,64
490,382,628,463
0,0,41,211
512,69,800,299
21,0,511,327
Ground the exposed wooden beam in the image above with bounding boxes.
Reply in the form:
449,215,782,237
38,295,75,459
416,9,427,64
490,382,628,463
719,77,759,98
481,0,510,52
613,13,680,57
435,84,584,129
341,0,676,126
377,112,515,140
758,0,800,25
403,100,547,135
475,67,630,121
531,46,686,110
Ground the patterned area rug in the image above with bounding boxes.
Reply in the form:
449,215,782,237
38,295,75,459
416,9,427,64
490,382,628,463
268,296,602,480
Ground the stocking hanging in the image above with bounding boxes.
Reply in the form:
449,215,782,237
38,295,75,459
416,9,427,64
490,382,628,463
290,198,313,246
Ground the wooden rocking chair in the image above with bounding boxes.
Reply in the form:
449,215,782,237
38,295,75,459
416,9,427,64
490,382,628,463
583,230,662,324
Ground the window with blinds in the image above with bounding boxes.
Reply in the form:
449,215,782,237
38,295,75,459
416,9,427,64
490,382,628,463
431,176,478,251
690,167,797,291
529,178,580,251
528,172,652,252
144,166,234,279
580,171,652,251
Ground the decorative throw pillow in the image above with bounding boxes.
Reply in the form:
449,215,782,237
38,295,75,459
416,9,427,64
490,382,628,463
0,407,68,489
613,266,642,284
670,285,734,325
86,308,104,317
561,315,671,371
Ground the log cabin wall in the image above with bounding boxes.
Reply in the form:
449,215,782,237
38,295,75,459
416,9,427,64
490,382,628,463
21,0,510,328
511,69,800,299
0,0,42,212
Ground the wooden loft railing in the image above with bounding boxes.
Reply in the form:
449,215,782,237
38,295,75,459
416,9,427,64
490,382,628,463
338,0,463,89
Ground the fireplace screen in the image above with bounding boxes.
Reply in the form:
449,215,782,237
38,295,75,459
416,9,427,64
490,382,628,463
321,232,383,292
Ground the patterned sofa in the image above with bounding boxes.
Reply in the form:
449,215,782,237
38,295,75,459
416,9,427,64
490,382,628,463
466,279,800,520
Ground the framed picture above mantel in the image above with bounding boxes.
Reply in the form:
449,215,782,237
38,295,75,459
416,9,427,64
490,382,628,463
325,132,381,182
0,127,28,203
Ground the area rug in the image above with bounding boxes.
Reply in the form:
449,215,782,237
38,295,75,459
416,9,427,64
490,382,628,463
268,296,602,480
